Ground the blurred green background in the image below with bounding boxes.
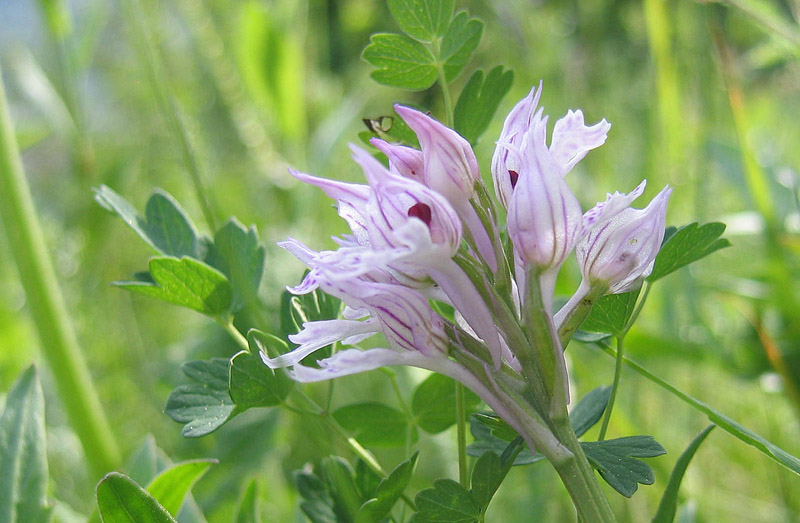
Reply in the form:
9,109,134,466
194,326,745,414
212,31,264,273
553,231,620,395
2,0,800,521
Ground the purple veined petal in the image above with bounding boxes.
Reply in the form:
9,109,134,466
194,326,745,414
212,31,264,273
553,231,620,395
393,105,480,205
492,81,543,209
424,257,505,368
582,180,647,233
349,144,463,253
262,317,381,369
506,132,584,271
289,168,370,207
550,110,611,176
370,138,425,184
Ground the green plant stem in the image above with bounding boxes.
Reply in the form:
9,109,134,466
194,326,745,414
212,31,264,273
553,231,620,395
221,320,250,351
598,335,625,441
549,417,616,523
121,0,217,231
0,64,120,478
433,39,454,126
455,381,469,486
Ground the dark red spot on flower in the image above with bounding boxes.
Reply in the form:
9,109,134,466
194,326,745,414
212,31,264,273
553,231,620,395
408,202,432,227
509,170,519,189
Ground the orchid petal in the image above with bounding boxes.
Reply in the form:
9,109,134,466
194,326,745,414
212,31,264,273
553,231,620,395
550,110,611,176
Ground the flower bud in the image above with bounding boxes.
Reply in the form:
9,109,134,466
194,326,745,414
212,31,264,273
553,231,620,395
577,183,672,293
506,114,583,272
393,105,479,205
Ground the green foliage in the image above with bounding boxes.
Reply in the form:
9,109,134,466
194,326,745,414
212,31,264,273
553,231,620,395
387,0,454,42
94,186,201,259
412,373,480,434
580,288,641,336
454,66,514,145
115,257,233,317
234,479,261,523
648,222,730,282
581,436,667,497
333,402,415,448
95,472,176,523
165,359,234,438
653,425,715,523
439,12,484,82
411,479,480,523
229,349,293,409
569,386,612,438
466,415,539,466
468,438,523,511
0,367,52,523
206,219,266,311
356,453,418,523
294,471,337,523
363,0,485,90
145,459,216,517
362,34,438,90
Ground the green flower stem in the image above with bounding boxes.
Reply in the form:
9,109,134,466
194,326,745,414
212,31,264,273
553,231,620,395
220,319,250,351
488,370,616,522
522,269,569,417
549,417,617,523
121,0,217,231
432,39,454,127
598,334,625,441
556,283,608,348
0,65,120,477
455,381,469,486
598,282,651,440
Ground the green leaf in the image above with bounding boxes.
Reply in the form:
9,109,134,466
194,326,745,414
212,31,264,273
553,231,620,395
466,416,539,466
206,219,265,311
653,425,715,523
229,349,293,409
570,386,612,438
439,12,484,82
0,366,52,523
165,359,234,437
334,402,415,448
294,471,337,523
387,0,454,42
579,288,641,336
647,222,730,282
96,472,176,523
115,256,233,317
146,460,216,516
362,34,438,90
234,479,261,523
469,438,523,511
470,414,517,442
356,452,418,523
412,373,480,434
321,457,362,522
581,436,666,497
94,186,200,258
454,66,514,145
411,479,480,523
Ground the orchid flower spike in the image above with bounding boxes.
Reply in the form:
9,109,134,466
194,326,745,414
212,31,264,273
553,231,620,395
577,182,672,294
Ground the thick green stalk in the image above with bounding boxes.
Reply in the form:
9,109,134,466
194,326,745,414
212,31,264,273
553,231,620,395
549,417,616,523
0,65,120,478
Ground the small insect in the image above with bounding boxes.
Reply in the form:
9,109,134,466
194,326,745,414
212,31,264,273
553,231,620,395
362,115,395,136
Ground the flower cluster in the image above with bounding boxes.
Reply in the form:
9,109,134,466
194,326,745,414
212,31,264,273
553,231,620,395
262,82,671,439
